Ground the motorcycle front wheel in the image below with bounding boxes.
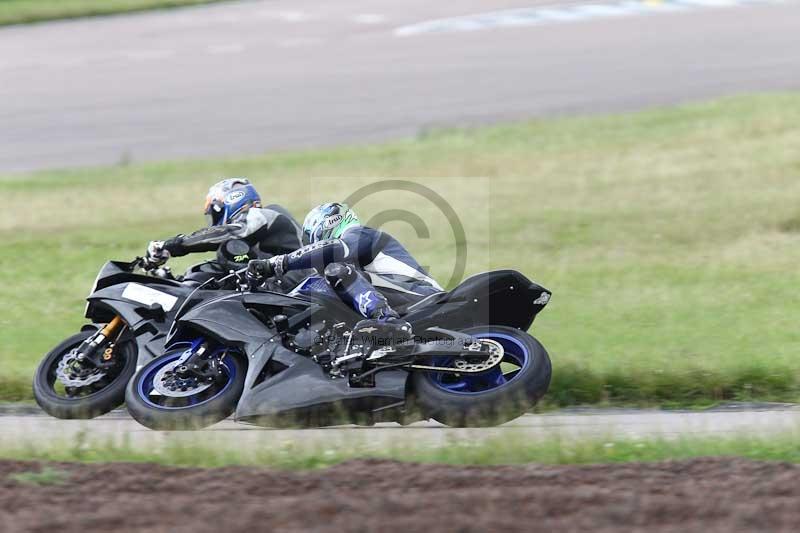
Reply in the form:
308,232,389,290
33,330,137,419
125,347,245,430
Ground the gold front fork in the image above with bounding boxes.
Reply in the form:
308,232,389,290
99,316,124,361
100,315,124,338
78,316,124,363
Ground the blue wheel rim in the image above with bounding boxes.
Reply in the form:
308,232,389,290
426,332,530,395
137,348,236,410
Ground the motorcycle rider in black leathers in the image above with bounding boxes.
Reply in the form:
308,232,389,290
247,202,444,344
144,178,305,287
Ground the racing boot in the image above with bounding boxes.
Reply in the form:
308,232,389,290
352,316,413,349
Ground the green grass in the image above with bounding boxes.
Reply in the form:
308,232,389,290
2,92,800,405
7,466,70,485
0,0,230,26
4,430,800,469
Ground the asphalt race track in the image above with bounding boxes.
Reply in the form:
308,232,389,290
3,405,799,450
1,0,799,172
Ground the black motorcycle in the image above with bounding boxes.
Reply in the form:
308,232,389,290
126,268,553,429
33,240,256,419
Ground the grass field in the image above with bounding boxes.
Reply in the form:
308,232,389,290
0,0,228,26
2,92,800,404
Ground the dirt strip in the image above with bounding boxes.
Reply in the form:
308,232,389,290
1,458,797,532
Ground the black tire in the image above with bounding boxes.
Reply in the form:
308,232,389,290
33,330,137,419
125,351,246,430
410,326,551,427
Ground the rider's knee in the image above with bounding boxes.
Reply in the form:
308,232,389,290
323,262,356,287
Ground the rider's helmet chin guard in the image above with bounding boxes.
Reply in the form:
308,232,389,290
302,202,360,244
204,178,262,227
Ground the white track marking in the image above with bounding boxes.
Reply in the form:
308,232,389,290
533,8,589,20
256,10,312,22
352,13,387,24
571,3,646,16
679,0,739,5
394,0,784,35
278,10,309,22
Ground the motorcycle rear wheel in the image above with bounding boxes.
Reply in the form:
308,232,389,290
410,326,551,427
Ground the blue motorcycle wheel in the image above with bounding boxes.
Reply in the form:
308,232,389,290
125,347,246,431
411,326,551,427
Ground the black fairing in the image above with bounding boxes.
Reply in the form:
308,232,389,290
236,342,406,425
404,270,550,331
170,294,277,347
171,289,360,346
86,261,180,319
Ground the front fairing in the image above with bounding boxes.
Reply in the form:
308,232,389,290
86,281,198,331
167,289,314,345
166,292,263,347
87,261,181,302
165,284,359,349
87,260,133,299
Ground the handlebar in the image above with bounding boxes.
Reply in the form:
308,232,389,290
135,255,264,292
134,257,176,280
216,266,249,285
134,256,162,273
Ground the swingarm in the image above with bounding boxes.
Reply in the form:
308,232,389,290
340,328,506,383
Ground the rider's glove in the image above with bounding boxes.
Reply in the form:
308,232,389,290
144,240,170,268
246,259,274,283
162,235,186,257
246,255,286,284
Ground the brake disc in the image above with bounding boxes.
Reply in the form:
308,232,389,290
410,339,504,374
151,360,214,398
56,349,106,388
